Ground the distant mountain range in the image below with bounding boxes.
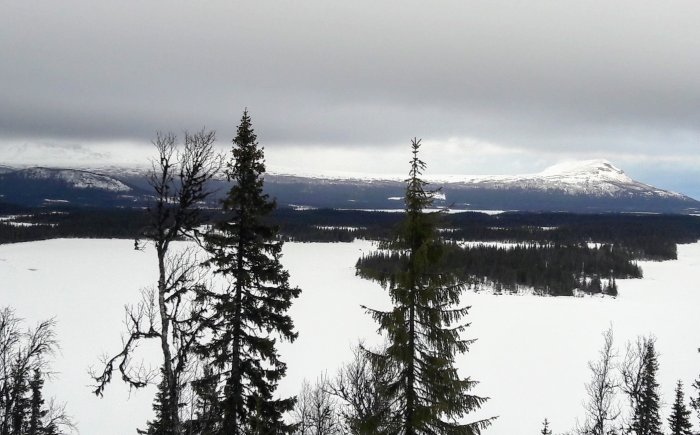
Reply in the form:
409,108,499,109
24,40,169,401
0,160,698,213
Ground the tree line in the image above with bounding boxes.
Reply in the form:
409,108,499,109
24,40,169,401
3,194,700,263
357,242,638,296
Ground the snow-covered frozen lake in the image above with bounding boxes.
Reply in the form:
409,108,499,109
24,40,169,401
1,238,699,434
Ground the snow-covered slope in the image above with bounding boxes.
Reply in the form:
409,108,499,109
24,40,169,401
438,159,687,199
12,167,132,192
0,167,139,207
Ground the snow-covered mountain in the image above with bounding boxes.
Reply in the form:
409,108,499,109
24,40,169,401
436,159,687,199
12,167,132,192
258,160,699,213
0,167,140,207
0,160,697,213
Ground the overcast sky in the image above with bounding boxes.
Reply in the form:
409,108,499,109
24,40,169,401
1,1,700,196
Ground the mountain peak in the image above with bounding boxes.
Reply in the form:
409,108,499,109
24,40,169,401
540,159,623,175
538,159,632,184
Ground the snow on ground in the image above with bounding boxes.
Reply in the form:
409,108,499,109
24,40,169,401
1,239,699,434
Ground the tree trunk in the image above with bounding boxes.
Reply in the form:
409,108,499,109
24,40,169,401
406,273,416,435
158,245,181,435
225,218,246,435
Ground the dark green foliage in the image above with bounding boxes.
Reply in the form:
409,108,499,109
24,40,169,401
9,361,31,434
668,381,693,435
629,340,662,435
138,369,174,435
188,366,221,435
273,208,700,260
5,204,700,262
2,367,60,435
0,207,149,245
198,110,301,434
358,243,639,297
605,277,618,297
690,376,700,427
28,369,47,435
364,139,492,434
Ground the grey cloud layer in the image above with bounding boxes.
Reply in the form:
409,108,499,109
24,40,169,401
1,0,699,156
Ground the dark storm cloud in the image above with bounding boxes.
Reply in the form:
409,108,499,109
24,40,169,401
1,0,700,157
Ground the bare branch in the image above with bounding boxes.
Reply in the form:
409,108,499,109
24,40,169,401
89,289,161,396
580,327,620,435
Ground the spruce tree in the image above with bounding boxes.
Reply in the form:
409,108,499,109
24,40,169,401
690,376,700,428
629,340,662,435
668,380,693,435
200,110,301,434
28,369,47,435
189,365,221,435
540,418,552,435
364,138,492,434
10,361,30,435
138,368,174,435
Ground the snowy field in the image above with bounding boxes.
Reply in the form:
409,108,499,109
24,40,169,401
1,238,699,434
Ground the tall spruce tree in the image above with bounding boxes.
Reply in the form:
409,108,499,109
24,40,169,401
668,380,693,435
200,110,301,434
629,340,662,435
364,138,492,434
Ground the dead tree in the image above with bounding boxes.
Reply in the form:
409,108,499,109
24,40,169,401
580,327,620,435
329,345,396,434
292,377,343,435
91,130,221,434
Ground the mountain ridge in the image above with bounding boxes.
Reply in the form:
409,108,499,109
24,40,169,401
0,160,697,213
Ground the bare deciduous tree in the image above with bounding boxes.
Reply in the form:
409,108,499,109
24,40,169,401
293,376,343,435
329,344,396,434
91,130,221,434
579,327,621,435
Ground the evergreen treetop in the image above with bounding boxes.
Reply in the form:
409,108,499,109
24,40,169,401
668,380,693,435
629,339,662,435
540,418,552,435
